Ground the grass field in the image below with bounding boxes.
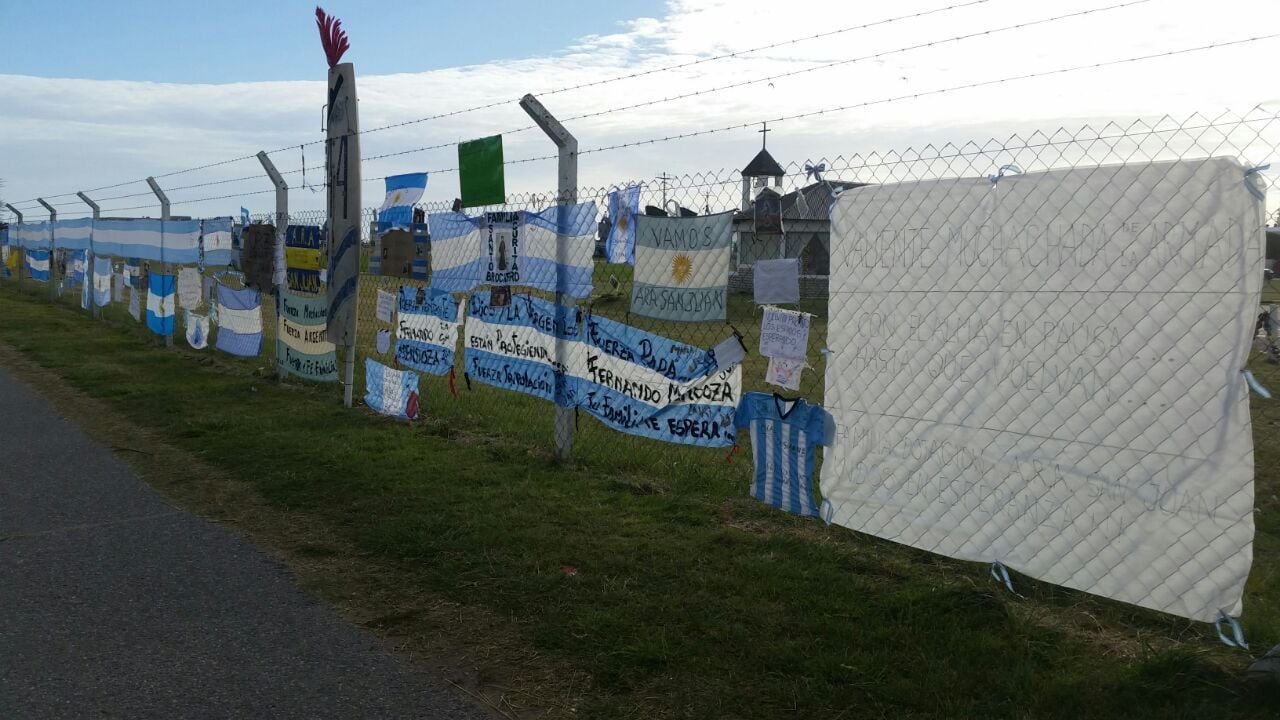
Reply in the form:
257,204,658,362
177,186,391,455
3,279,1279,719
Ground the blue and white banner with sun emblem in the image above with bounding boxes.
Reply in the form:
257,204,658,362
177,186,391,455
378,173,428,229
630,211,734,322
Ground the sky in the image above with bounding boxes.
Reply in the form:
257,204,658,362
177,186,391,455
2,0,1280,221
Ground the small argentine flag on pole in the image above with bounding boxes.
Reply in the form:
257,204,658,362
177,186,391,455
378,172,428,229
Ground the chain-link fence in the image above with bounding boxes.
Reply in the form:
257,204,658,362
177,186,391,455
2,109,1278,623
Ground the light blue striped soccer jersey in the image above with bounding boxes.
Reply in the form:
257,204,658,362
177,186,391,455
734,392,835,517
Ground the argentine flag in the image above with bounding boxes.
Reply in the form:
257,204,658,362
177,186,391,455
215,284,264,357
378,172,428,229
92,257,112,307
146,273,176,337
427,201,598,297
630,212,734,322
65,250,87,288
55,218,94,251
364,358,420,420
606,185,641,265
27,249,50,282
201,217,237,268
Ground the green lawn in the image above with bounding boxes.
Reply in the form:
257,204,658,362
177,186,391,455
1,279,1278,719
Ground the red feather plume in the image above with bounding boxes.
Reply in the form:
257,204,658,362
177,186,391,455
315,7,350,68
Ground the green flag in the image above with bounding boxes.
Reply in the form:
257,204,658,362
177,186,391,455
458,135,505,208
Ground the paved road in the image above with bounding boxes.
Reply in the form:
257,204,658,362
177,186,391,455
0,366,489,720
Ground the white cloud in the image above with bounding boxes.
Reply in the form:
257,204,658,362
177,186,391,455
2,0,1279,220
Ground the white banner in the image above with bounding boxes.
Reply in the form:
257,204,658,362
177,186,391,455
821,157,1261,622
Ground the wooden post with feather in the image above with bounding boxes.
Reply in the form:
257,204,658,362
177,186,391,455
317,7,361,407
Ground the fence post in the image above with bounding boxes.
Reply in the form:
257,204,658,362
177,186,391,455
257,151,289,381
519,93,577,462
36,199,56,303
4,204,22,295
77,192,101,319
145,177,173,348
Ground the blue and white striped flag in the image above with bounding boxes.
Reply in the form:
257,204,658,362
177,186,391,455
201,217,237,268
215,284,263,357
26,249,50,282
92,218,201,263
124,258,142,287
241,207,250,227
66,250,87,288
16,222,51,250
55,218,94,251
378,173,427,229
364,358,420,420
145,273,176,337
427,201,597,297
606,185,641,265
92,257,112,307
630,212,734,322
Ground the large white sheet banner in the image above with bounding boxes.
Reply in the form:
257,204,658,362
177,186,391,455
821,157,1261,622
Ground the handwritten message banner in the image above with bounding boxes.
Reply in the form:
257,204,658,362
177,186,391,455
820,158,1260,622
277,290,338,382
286,225,323,295
630,212,733,322
759,306,810,359
396,286,464,376
464,290,582,407
579,314,742,447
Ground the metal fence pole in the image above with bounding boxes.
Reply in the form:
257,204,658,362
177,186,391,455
77,192,101,318
145,177,173,348
36,199,56,302
257,151,289,380
519,93,577,462
4,204,22,295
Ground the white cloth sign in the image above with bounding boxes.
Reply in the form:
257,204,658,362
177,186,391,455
753,258,800,305
186,312,210,349
375,289,395,323
177,267,203,310
113,273,125,302
759,306,810,360
821,157,1261,622
765,356,805,391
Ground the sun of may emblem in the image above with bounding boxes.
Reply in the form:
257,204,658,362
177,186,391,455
670,253,694,285
391,190,403,204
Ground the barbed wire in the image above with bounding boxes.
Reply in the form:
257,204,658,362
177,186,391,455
0,0,1004,207
16,32,1275,218
263,0,1002,151
5,1,1158,211
301,0,1152,173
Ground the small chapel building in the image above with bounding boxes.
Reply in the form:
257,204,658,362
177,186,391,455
729,143,865,300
